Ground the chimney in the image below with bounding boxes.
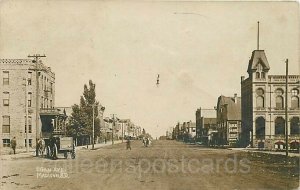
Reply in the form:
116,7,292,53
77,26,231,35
241,76,245,82
234,93,238,104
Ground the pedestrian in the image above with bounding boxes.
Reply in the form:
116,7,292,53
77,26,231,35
126,138,131,150
11,137,16,154
104,137,107,144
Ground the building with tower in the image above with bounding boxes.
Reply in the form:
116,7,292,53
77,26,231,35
241,50,300,149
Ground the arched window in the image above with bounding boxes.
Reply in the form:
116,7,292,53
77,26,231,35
256,88,264,96
257,63,263,71
291,89,299,96
256,96,264,108
276,96,284,109
291,96,299,109
255,117,265,139
256,88,264,108
275,88,284,96
275,117,285,135
261,72,265,78
290,117,300,135
256,72,260,79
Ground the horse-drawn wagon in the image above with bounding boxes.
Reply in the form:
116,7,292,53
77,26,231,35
37,108,76,160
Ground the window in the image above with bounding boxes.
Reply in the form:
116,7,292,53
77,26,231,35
257,63,262,71
290,117,300,135
28,72,32,85
24,139,32,147
44,77,46,90
28,92,32,107
2,139,10,147
50,83,53,94
276,96,284,109
256,72,260,79
275,88,284,96
3,92,9,106
291,89,299,96
41,75,43,90
25,116,32,133
50,100,53,108
44,98,47,109
291,96,299,109
2,116,10,133
261,72,265,78
3,71,9,85
256,88,264,96
275,117,285,135
256,117,265,139
41,96,43,108
256,96,264,108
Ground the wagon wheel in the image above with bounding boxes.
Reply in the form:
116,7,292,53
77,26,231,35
64,152,68,159
38,146,45,158
71,143,76,159
46,146,51,158
52,143,58,160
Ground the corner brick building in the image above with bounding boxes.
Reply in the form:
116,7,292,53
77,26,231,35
241,50,300,150
0,58,55,148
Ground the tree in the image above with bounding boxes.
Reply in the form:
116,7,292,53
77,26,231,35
67,80,101,144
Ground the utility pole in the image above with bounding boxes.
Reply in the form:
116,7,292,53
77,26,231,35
112,114,115,145
24,78,29,152
285,59,289,157
28,54,46,156
92,104,95,149
121,120,124,143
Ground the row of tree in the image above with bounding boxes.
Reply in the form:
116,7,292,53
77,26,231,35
66,80,151,145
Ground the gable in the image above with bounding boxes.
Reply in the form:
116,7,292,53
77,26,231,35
247,50,270,74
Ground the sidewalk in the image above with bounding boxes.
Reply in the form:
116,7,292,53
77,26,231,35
229,147,300,157
0,149,36,161
75,140,123,150
1,141,124,161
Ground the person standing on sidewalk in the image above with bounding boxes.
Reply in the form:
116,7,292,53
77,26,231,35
11,137,16,154
126,138,131,150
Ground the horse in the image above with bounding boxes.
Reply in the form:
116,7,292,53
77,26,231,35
37,139,46,157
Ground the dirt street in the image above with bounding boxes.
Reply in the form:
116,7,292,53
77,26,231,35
1,140,299,190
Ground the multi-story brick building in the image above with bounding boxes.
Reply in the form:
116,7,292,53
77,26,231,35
216,94,242,147
241,50,300,149
0,58,55,148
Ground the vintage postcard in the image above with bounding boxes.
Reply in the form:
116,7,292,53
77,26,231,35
0,0,299,190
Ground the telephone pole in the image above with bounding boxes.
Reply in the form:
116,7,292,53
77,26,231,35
285,59,289,157
92,104,95,149
24,78,29,152
112,114,115,145
28,54,46,156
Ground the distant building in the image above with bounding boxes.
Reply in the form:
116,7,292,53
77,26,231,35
241,50,300,149
216,94,242,146
186,120,196,138
195,109,201,140
0,58,55,148
203,118,217,146
195,107,217,145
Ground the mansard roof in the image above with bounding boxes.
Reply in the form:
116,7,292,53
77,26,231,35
247,50,270,74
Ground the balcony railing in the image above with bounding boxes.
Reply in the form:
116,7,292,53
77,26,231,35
40,108,59,115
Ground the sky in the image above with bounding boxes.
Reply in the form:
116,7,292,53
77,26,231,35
0,0,299,138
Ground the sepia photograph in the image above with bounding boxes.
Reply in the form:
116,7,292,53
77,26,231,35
0,0,299,189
